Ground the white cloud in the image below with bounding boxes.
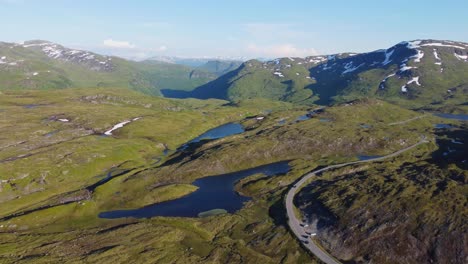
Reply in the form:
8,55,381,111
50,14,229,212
103,39,135,49
246,43,317,58
158,45,167,51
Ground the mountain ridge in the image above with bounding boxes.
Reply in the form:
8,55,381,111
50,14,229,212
0,40,218,94
163,39,468,110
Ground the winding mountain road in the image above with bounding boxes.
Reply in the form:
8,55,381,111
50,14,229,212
285,137,428,264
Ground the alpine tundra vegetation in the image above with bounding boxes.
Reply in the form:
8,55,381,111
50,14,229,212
0,1,467,264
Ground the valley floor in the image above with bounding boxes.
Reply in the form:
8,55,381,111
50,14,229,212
0,89,466,263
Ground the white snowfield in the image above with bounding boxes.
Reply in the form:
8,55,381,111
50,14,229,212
401,76,421,93
454,53,468,60
421,43,466,49
407,77,421,86
400,65,416,72
342,62,365,74
412,50,424,63
20,42,111,67
433,49,441,60
273,71,284,77
104,117,141,136
382,49,395,65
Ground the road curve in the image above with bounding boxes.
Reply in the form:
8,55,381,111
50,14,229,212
285,138,428,264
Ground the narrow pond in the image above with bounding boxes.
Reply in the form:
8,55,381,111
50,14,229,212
99,161,290,218
187,123,244,145
358,155,382,161
177,122,244,151
434,113,468,121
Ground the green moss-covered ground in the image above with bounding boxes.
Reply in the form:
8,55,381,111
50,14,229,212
0,89,463,263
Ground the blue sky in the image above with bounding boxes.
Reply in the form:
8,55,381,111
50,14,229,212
1,0,468,59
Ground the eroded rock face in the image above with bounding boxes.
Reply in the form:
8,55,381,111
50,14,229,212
296,156,467,264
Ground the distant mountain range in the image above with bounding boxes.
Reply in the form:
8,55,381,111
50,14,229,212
163,39,468,110
2,39,467,110
145,55,245,67
0,40,225,95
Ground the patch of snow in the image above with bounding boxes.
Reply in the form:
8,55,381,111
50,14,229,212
412,50,424,63
406,40,422,49
454,53,468,60
342,62,365,74
273,71,284,78
104,117,141,136
33,72,39,76
379,73,396,89
1,56,5,60
400,65,416,72
451,139,463,144
58,118,69,122
22,42,50,48
288,57,295,62
433,49,441,60
421,43,465,49
407,77,421,86
435,62,442,65
22,42,110,69
308,56,327,64
69,50,81,55
382,49,395,65
306,76,311,79
401,86,408,93
296,72,300,76
382,73,396,82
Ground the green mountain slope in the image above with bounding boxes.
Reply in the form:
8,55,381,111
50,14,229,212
170,40,468,109
0,40,217,95
196,60,243,76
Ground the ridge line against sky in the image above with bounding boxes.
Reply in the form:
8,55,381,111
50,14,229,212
1,0,468,60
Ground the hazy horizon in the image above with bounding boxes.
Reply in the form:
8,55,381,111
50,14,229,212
2,0,468,60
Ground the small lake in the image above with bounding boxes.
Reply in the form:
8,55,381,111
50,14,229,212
434,113,468,121
180,123,244,150
296,114,312,121
358,155,382,161
99,161,291,219
434,124,454,129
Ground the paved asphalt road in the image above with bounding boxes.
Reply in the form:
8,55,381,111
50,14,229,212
285,138,428,264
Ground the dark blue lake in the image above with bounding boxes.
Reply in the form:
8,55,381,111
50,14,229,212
358,155,382,161
296,114,311,121
186,123,244,145
434,113,468,121
99,161,291,219
434,124,454,129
